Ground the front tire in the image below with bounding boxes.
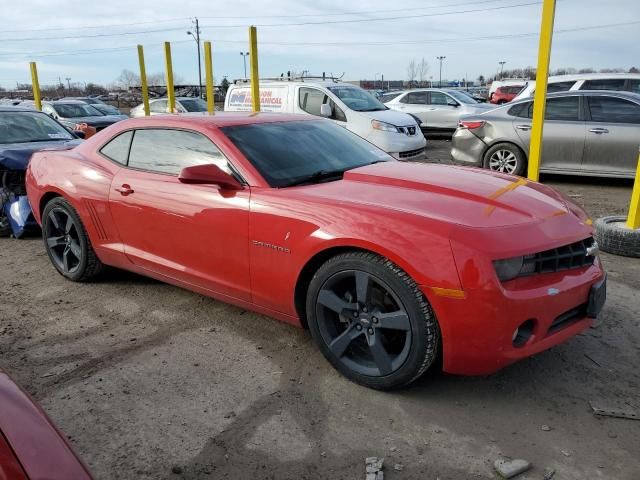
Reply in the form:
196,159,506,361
483,142,527,176
42,197,103,281
306,251,440,390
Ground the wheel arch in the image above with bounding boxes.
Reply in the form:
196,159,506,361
482,139,529,166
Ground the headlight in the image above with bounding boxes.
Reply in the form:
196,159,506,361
493,256,524,282
371,119,400,133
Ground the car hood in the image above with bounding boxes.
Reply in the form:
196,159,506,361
295,162,579,229
356,108,419,127
0,139,81,170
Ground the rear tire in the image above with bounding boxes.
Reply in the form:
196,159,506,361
483,142,527,176
306,251,440,390
42,197,104,281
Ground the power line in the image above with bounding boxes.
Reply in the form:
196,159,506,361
0,1,542,42
2,19,636,59
0,0,524,34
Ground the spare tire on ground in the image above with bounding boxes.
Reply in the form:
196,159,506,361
594,216,640,258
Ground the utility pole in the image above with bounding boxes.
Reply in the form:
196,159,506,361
187,17,203,98
65,77,71,91
240,52,249,78
436,56,446,88
499,61,506,80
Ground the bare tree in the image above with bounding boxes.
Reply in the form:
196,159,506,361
417,58,429,87
407,60,417,87
116,69,140,89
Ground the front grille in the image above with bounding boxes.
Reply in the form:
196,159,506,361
399,147,425,159
521,237,596,276
398,126,418,136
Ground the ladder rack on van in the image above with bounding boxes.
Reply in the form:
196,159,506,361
233,72,344,84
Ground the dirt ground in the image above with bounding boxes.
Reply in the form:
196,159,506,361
1,139,639,480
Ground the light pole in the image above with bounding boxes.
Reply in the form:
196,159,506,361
499,61,506,80
436,56,446,88
240,52,249,78
374,73,380,90
65,77,71,91
186,17,202,98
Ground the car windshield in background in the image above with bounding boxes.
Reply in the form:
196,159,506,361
221,120,392,187
327,86,388,112
447,90,478,104
180,98,208,112
93,104,120,115
0,111,74,144
54,103,104,118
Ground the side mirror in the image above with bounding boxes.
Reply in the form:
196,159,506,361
320,103,332,117
178,164,243,190
448,101,459,108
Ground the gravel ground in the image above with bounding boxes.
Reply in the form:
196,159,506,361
1,139,639,479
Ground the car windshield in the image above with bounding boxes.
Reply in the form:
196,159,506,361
53,103,104,118
447,90,478,104
327,86,388,112
179,98,208,112
93,104,120,115
0,111,74,144
221,120,392,187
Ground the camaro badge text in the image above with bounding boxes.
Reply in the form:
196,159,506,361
252,240,291,254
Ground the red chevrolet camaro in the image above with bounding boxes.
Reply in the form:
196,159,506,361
25,113,606,389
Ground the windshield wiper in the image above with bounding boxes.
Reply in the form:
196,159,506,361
285,168,347,187
358,107,388,112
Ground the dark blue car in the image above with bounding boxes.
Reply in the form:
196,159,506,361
0,106,82,237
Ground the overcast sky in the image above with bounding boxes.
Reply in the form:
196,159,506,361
0,0,638,88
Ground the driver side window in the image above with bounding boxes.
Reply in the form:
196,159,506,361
150,100,168,113
127,129,231,175
429,92,449,105
298,87,325,116
401,92,428,104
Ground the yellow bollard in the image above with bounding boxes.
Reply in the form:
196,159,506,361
29,62,42,111
164,42,176,113
527,0,556,182
627,150,640,229
204,41,214,114
137,45,150,116
249,26,260,112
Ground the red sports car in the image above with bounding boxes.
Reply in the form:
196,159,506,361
0,369,92,479
25,113,606,389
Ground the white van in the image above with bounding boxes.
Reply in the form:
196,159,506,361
513,73,640,101
224,79,426,161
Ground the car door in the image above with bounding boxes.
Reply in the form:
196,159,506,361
393,92,429,125
582,95,640,176
297,87,347,127
426,92,460,129
108,128,251,300
512,96,586,172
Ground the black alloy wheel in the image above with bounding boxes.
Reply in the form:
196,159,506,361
307,252,439,390
42,197,103,281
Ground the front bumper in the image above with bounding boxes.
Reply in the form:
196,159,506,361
365,129,427,159
425,260,605,376
450,128,485,166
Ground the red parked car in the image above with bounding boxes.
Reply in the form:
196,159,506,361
0,369,92,479
25,113,606,389
490,85,523,104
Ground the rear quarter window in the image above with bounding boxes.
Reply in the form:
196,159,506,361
99,130,133,164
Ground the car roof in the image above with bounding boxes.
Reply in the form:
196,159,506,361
48,100,88,105
120,112,318,128
529,73,640,84
0,105,41,112
524,90,640,101
230,80,355,89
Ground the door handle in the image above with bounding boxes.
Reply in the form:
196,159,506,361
589,128,609,134
516,124,532,131
114,184,134,196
